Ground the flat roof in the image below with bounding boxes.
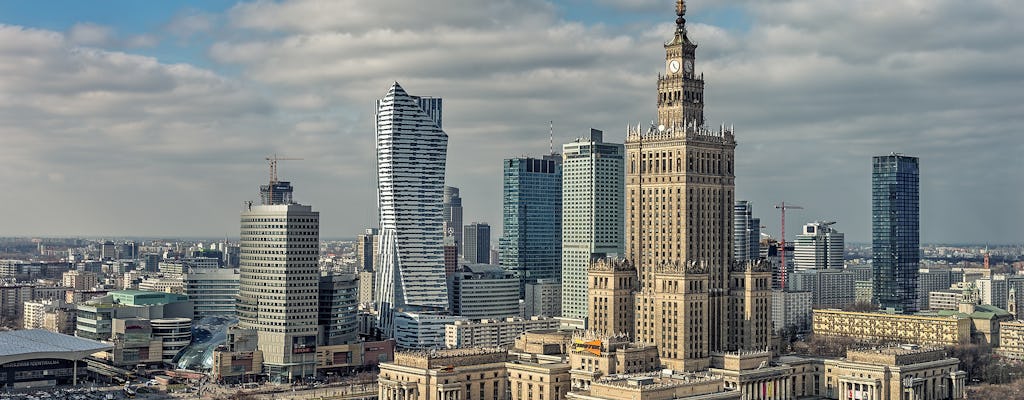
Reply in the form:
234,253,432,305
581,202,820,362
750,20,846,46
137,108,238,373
0,330,111,365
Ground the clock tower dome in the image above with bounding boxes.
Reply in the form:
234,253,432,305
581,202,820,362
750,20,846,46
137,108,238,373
658,0,705,128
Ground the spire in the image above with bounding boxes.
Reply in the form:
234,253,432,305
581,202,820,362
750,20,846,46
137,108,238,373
676,0,687,30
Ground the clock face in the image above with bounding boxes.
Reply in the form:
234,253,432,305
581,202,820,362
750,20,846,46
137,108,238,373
684,60,694,73
669,60,681,73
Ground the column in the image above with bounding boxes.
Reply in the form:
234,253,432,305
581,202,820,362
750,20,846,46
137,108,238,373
73,360,78,386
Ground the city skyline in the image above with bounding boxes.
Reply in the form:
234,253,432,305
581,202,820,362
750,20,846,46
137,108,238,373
0,0,1021,244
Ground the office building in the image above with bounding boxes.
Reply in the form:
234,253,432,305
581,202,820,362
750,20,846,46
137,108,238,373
771,290,812,333
524,279,561,318
917,268,953,310
450,264,520,320
158,257,220,275
356,228,379,273
443,186,464,255
318,273,359,346
561,129,624,321
100,241,116,261
237,184,320,382
789,269,856,309
872,153,920,313
463,223,491,265
182,267,239,319
142,253,161,272
792,221,844,272
392,311,467,349
733,201,760,262
976,274,1009,310
358,269,376,307
499,155,563,295
444,316,560,349
374,83,450,336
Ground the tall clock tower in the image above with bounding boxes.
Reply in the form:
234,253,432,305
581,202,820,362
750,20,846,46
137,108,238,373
658,0,705,128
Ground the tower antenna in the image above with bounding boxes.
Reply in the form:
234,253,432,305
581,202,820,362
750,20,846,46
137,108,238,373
549,121,554,155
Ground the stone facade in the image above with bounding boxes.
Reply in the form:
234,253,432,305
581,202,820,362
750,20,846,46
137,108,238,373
379,348,509,400
812,310,971,346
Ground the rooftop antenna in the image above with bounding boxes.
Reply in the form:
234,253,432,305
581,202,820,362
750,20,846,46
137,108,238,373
549,121,554,155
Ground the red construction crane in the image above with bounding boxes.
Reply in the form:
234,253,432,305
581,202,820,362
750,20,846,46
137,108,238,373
775,202,803,289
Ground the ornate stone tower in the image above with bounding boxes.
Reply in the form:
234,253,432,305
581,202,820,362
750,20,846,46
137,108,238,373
658,0,705,127
588,258,638,338
625,1,769,369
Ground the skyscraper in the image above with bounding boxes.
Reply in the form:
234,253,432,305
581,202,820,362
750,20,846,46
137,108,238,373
624,1,771,371
561,129,624,321
443,186,463,255
374,83,449,337
237,183,320,382
872,153,920,313
499,154,563,296
793,221,845,272
356,228,379,273
733,201,760,262
463,223,491,265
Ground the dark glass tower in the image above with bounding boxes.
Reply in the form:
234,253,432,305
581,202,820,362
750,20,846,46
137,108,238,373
499,154,563,295
872,154,920,313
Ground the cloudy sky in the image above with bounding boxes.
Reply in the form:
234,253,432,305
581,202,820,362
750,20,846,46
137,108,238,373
1,0,1021,244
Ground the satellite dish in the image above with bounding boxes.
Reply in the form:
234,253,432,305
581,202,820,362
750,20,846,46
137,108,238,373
658,125,665,132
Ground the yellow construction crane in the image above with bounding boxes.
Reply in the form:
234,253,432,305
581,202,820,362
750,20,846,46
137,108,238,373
266,154,303,184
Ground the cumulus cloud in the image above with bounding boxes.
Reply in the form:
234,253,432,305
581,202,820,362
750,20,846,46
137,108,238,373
1,0,1021,243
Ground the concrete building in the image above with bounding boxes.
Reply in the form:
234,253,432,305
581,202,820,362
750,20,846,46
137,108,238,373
356,228,379,274
138,274,184,293
561,129,624,322
567,332,661,391
917,269,953,310
976,274,1009,310
237,198,321,382
733,201,760,263
855,280,874,304
378,348,509,400
463,223,492,265
500,155,563,295
567,372,739,400
929,290,962,311
771,290,812,333
872,153,920,313
151,317,192,363
358,269,376,308
524,279,562,318
318,273,359,346
443,186,464,256
182,267,239,318
62,270,98,291
158,257,219,275
792,221,844,272
813,309,975,347
997,320,1024,359
375,83,450,336
445,317,560,349
393,311,468,349
450,264,520,320
789,269,856,309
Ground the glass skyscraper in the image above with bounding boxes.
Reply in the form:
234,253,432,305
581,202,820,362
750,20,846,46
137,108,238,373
733,201,760,262
872,154,920,313
499,154,562,296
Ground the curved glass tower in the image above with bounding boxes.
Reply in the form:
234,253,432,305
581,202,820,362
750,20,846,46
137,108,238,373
374,83,449,337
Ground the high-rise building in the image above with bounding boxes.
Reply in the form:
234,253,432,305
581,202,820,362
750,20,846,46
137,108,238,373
917,268,953,310
792,221,845,272
450,264,520,320
463,223,491,265
374,83,449,337
318,273,359,346
182,268,239,319
499,155,563,296
733,201,760,262
624,2,772,371
100,241,116,261
237,182,320,382
561,129,624,321
443,187,464,255
524,279,561,318
588,258,636,337
872,154,920,313
356,228,379,273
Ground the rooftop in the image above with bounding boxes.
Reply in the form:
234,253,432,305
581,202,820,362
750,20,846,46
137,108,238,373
0,330,111,364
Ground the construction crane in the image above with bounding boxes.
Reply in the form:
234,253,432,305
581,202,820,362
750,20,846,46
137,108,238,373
775,202,804,290
264,154,303,205
266,154,303,184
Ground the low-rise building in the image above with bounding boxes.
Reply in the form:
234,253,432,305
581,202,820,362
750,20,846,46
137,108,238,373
394,311,468,349
315,339,396,376
822,346,966,400
997,320,1024,359
378,348,509,400
566,371,740,400
451,264,521,320
812,309,972,347
568,332,661,391
446,317,560,349
524,279,562,318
